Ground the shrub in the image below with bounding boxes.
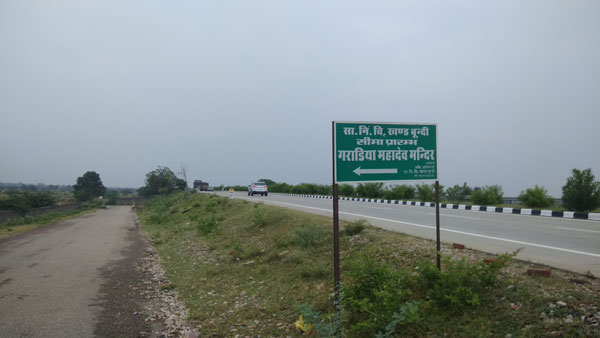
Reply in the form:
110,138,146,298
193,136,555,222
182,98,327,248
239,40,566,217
295,304,336,337
291,223,327,249
343,220,367,236
291,183,331,195
445,182,472,202
339,184,356,197
518,185,554,208
382,185,415,200
416,184,435,202
197,214,220,235
339,251,514,337
342,253,418,337
562,168,600,212
471,185,503,205
105,191,119,205
417,253,512,313
251,204,267,227
205,201,218,213
357,183,384,199
230,241,243,261
0,191,57,214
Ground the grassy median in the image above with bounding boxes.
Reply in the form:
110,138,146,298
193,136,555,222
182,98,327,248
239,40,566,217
137,193,600,337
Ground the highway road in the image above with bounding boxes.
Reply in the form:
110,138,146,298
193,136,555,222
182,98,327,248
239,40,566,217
218,191,600,276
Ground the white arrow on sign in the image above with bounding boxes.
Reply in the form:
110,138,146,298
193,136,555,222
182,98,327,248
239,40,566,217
353,167,398,176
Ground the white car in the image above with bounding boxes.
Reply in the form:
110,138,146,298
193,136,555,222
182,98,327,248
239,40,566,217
248,182,268,196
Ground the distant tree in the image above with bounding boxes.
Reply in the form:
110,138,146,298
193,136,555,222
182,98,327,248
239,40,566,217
139,166,186,197
356,183,384,199
259,178,277,186
269,182,291,193
290,183,331,195
562,168,600,212
416,184,436,202
339,184,356,197
471,185,503,206
382,185,415,200
445,182,472,202
26,191,57,208
73,171,107,201
105,190,120,205
518,185,554,209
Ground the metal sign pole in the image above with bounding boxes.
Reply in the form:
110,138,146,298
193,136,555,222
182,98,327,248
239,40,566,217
332,121,439,331
331,122,341,335
435,180,441,270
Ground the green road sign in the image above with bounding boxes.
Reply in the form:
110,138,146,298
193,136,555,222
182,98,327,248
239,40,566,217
333,121,438,183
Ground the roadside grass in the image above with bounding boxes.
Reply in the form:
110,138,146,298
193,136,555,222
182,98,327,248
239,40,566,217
137,193,600,337
0,202,101,238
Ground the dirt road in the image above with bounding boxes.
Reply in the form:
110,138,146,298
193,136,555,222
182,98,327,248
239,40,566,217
0,206,153,338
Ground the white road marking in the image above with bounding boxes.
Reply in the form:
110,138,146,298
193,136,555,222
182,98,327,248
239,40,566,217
428,213,482,220
354,205,397,210
263,199,600,259
557,227,600,234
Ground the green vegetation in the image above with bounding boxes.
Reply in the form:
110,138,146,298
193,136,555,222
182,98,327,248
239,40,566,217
138,166,187,197
0,200,102,238
224,178,600,212
518,185,555,209
445,182,472,203
382,184,416,201
0,191,57,214
416,183,438,202
0,182,73,192
73,171,107,201
137,193,600,336
356,183,384,199
339,184,356,197
562,168,600,212
471,185,503,206
342,220,366,236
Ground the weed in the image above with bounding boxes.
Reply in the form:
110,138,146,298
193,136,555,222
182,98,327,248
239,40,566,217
343,220,367,236
160,283,176,290
298,265,329,280
291,223,328,250
230,241,243,261
197,214,220,235
295,304,336,337
205,201,218,213
417,252,513,313
265,252,282,262
584,270,597,280
342,252,416,337
251,204,267,227
376,301,421,338
243,246,264,260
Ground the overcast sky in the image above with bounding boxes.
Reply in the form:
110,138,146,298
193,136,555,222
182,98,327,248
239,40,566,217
1,1,598,197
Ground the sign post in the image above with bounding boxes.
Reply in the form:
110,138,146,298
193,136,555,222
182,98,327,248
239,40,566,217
331,121,439,334
331,123,341,335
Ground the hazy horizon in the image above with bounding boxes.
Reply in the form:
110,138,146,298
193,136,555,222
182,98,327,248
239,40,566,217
2,1,599,197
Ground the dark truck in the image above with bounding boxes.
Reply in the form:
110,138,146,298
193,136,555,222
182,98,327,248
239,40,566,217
193,180,209,191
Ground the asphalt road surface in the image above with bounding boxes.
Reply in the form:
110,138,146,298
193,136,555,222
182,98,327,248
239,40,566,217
219,192,600,276
0,206,150,338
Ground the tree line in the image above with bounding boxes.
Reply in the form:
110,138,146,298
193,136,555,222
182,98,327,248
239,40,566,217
5,167,597,214
1,171,135,214
225,168,599,212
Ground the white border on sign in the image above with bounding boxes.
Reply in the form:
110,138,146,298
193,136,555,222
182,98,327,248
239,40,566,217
332,120,439,184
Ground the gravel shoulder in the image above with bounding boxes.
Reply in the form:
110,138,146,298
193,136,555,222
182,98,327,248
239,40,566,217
94,209,196,338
